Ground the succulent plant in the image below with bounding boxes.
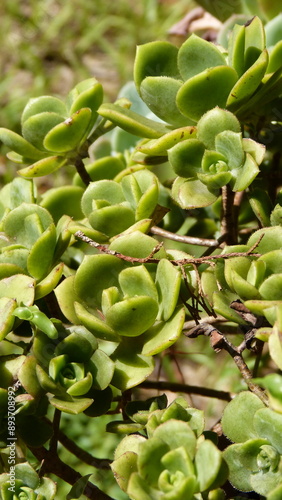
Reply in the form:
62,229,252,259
0,462,56,500
222,391,282,497
111,397,227,500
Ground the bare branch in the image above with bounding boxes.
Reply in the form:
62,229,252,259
150,225,223,248
139,380,233,401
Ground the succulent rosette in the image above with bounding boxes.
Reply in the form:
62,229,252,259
0,78,103,177
79,169,160,240
111,397,227,500
0,462,56,500
30,325,114,415
170,107,265,208
222,391,282,497
201,226,282,327
55,231,186,391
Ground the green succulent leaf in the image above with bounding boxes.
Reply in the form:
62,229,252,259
0,128,47,160
172,176,218,209
222,391,265,442
178,34,227,81
22,111,65,151
21,96,67,123
134,41,180,92
195,439,227,491
168,139,205,178
98,103,169,138
141,306,185,356
0,297,17,341
176,66,238,122
18,155,67,178
155,259,182,321
43,108,92,153
197,107,241,150
227,49,268,111
140,76,189,127
111,341,155,391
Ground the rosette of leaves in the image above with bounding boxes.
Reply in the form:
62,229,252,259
169,107,265,208
111,396,227,500
79,169,160,240
0,78,103,177
222,391,282,497
31,325,114,415
55,231,185,391
131,16,282,125
201,226,282,326
0,462,56,500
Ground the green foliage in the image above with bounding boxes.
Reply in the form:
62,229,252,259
0,3,282,500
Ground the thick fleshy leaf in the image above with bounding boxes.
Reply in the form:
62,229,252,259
0,274,35,306
153,420,197,458
259,274,282,300
195,440,226,491
50,395,94,414
27,224,57,280
119,265,158,301
22,112,65,150
81,179,124,216
137,127,196,156
168,139,205,177
141,306,185,356
69,79,103,130
106,296,158,337
178,34,227,81
44,108,92,152
111,341,155,390
248,187,272,227
213,289,247,324
112,450,139,492
0,128,47,160
54,275,79,324
18,155,66,178
197,107,241,150
269,324,282,371
228,22,246,77
227,49,268,111
74,254,125,307
0,297,16,341
155,259,181,321
109,230,166,259
231,153,260,191
222,391,265,442
74,301,119,342
18,355,42,398
197,170,232,190
223,439,269,492
134,41,180,92
140,77,189,127
267,40,282,73
98,103,169,138
244,16,265,70
172,176,218,209
66,371,93,396
89,204,135,237
176,66,238,121
138,437,169,486
87,349,114,390
248,226,282,254
215,131,244,169
40,186,84,223
21,96,67,123
254,407,282,453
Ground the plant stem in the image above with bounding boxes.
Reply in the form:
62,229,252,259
150,226,223,248
139,380,233,401
29,446,116,500
58,430,112,469
74,155,91,185
220,184,237,245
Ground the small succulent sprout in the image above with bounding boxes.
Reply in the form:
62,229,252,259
0,78,103,178
55,232,185,390
222,391,282,496
34,327,113,414
111,397,227,500
0,462,56,500
80,170,160,239
170,107,265,209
